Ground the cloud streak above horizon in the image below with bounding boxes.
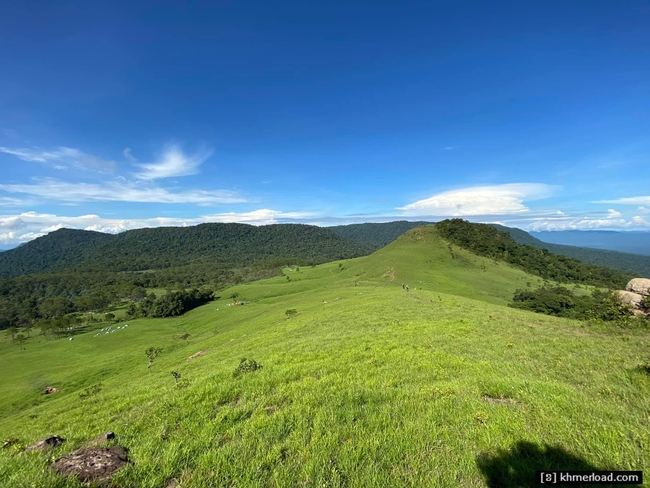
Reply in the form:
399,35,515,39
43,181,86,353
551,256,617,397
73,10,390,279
0,179,246,205
0,146,117,173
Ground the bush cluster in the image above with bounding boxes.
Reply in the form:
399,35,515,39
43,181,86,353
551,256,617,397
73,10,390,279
510,287,635,323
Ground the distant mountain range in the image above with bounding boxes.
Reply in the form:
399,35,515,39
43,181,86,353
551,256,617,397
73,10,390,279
530,230,650,256
1,221,649,279
0,224,372,278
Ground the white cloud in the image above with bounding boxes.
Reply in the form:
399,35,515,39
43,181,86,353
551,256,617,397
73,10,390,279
0,209,315,245
606,209,622,219
0,178,246,205
397,183,554,216
636,206,650,214
123,148,137,163
0,146,116,173
444,146,459,151
596,196,650,206
631,215,649,226
525,212,650,231
134,144,213,180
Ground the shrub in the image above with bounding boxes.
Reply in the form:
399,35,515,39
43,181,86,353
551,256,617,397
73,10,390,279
233,358,262,377
510,287,634,324
145,346,163,373
285,309,297,318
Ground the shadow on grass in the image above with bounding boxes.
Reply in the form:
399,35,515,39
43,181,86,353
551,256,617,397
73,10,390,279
476,441,636,488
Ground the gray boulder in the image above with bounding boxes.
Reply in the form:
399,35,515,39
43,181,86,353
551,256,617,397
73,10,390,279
615,290,644,308
626,278,650,296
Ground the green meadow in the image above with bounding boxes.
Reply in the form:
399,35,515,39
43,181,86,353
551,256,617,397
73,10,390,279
1,227,649,487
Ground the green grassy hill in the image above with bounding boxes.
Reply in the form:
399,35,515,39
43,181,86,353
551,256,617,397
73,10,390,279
329,220,650,278
1,226,648,487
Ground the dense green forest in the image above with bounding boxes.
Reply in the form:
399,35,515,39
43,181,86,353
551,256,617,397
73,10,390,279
329,221,430,248
0,224,372,278
437,219,633,289
492,224,650,278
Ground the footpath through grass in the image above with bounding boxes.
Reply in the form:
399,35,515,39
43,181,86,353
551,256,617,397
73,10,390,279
1,227,648,487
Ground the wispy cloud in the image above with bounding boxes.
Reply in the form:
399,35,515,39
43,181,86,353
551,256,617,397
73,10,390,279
443,146,459,151
596,196,650,206
0,178,246,205
0,209,315,245
134,144,213,180
0,196,34,207
123,148,137,163
397,183,555,216
0,146,117,173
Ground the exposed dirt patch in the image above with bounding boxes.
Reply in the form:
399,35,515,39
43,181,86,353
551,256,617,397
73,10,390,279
264,405,280,415
484,395,521,406
187,350,206,361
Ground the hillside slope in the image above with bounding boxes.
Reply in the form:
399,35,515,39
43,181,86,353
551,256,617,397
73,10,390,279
0,223,373,278
1,225,648,487
232,225,547,306
493,225,650,278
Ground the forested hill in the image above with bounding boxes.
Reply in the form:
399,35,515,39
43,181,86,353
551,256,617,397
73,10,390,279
0,223,373,278
491,224,650,278
437,219,634,288
329,221,431,248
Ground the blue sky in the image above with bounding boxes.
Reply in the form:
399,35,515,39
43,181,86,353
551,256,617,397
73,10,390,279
1,1,649,247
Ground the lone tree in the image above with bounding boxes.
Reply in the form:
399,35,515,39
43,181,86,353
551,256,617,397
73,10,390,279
15,333,26,350
145,347,163,374
230,292,240,303
6,326,17,342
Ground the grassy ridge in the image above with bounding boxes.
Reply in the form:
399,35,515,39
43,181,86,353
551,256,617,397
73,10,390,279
1,227,648,487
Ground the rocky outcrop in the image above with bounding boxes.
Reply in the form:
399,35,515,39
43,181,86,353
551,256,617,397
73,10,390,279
626,278,650,296
82,431,115,447
51,446,129,484
25,435,65,452
615,278,650,316
616,290,645,308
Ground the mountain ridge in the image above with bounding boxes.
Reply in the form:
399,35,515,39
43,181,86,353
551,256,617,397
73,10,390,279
0,223,373,278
